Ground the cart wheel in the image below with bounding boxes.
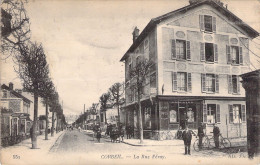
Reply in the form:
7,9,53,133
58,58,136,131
193,139,200,152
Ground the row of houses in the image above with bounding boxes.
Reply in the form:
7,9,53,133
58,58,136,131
1,83,58,145
119,0,259,139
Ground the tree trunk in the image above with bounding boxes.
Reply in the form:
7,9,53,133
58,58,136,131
117,104,120,124
32,92,38,149
51,111,55,137
45,99,49,140
138,91,143,144
104,110,107,124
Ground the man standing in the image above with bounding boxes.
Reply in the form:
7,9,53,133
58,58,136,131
198,123,204,149
182,126,194,155
213,123,220,148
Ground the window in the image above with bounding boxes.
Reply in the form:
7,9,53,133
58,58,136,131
202,74,219,93
231,46,239,64
171,40,190,60
176,40,186,60
187,108,194,122
229,104,246,123
228,75,240,94
203,104,220,123
177,72,187,91
205,74,215,92
169,103,178,123
205,43,214,62
172,72,192,92
200,43,218,62
226,45,243,65
200,15,216,32
144,107,151,129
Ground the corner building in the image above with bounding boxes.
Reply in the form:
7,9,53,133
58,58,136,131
120,0,259,140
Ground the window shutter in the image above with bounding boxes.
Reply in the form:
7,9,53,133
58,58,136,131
203,104,207,123
214,44,218,63
199,15,204,31
226,45,231,64
216,104,220,123
228,75,232,94
186,41,191,60
172,72,177,92
201,73,206,93
212,17,216,32
187,73,192,92
200,42,205,61
229,104,233,123
171,40,176,59
241,105,246,122
215,74,219,93
239,47,243,65
237,75,240,94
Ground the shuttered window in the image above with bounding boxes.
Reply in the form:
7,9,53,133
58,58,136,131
202,74,218,93
216,104,220,123
200,15,216,33
171,40,176,59
201,43,217,63
228,75,240,94
172,72,192,92
241,105,246,122
172,40,191,61
226,45,231,64
200,42,205,61
239,47,243,65
229,104,233,123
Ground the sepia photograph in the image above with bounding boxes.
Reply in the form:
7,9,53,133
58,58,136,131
0,0,260,164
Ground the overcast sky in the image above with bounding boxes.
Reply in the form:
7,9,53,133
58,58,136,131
1,0,260,121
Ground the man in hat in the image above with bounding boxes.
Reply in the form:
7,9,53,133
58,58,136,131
198,122,204,149
213,123,220,148
182,125,195,155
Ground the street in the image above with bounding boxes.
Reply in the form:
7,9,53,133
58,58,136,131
46,130,252,165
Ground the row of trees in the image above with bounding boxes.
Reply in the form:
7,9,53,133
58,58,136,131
1,0,66,148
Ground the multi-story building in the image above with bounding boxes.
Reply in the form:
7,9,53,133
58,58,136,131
120,0,259,139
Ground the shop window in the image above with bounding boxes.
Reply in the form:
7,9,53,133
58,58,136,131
144,107,151,129
187,108,194,122
229,104,246,123
169,109,177,123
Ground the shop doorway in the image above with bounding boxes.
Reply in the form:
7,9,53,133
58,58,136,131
179,107,186,129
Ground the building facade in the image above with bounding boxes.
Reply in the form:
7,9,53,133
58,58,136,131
120,0,259,139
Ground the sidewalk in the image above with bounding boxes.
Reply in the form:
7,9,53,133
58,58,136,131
0,131,64,165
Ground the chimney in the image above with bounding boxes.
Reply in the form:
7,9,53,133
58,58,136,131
132,27,139,43
9,82,13,90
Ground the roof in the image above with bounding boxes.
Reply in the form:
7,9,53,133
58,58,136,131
120,0,259,62
1,84,32,103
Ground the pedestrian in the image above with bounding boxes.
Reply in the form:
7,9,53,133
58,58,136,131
96,124,101,143
213,123,220,148
198,122,204,149
182,126,195,155
30,126,33,143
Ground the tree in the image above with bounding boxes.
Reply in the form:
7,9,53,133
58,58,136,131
41,80,55,140
109,82,124,123
1,0,31,59
130,58,153,144
15,42,49,149
49,91,59,137
99,93,110,124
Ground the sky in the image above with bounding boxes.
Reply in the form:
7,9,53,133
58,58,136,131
1,0,260,123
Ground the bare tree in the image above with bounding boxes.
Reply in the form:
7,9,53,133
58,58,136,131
130,58,153,144
15,42,49,149
99,93,110,124
109,82,124,123
1,0,31,59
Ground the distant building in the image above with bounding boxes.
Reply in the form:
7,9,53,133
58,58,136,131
120,0,259,139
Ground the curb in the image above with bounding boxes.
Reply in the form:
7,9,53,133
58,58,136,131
48,131,65,153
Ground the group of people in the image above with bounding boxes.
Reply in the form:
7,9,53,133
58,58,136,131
182,123,221,155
